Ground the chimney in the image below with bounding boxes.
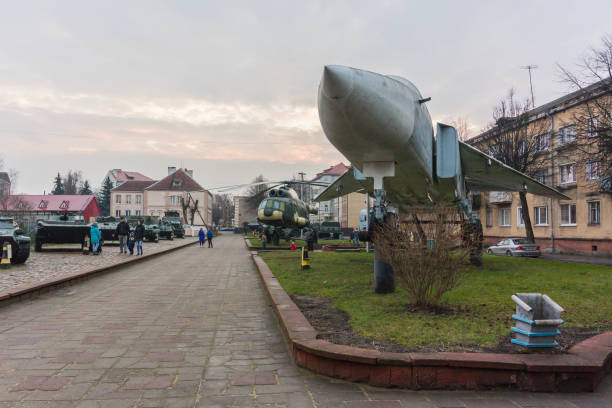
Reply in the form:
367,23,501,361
185,169,193,177
168,166,176,175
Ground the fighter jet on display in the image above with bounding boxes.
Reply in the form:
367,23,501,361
315,65,569,291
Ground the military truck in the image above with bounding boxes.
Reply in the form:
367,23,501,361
0,217,31,264
35,214,91,251
314,221,342,239
162,211,185,238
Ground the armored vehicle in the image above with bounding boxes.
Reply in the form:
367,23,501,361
162,211,185,238
315,221,341,238
96,216,119,242
35,214,91,251
126,216,160,242
0,217,31,264
158,219,174,240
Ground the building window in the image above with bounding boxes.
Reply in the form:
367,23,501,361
38,200,47,209
499,207,511,227
560,203,576,226
170,196,175,205
586,161,601,181
535,133,549,151
135,210,141,216
135,194,142,204
534,169,548,185
125,210,131,216
177,196,182,204
126,195,131,204
115,210,121,217
517,207,524,227
534,206,548,226
587,201,600,225
557,125,576,146
587,117,599,138
485,206,492,227
116,195,121,204
559,163,576,184
59,200,69,209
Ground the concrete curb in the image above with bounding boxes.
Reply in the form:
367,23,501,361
250,251,612,392
0,239,198,307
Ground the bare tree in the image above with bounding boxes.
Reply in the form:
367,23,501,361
0,158,19,211
212,194,234,226
558,34,612,191
451,117,472,141
62,170,83,195
477,89,548,243
246,175,269,210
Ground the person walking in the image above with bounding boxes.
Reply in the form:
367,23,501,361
207,228,213,248
306,228,314,251
90,222,101,255
198,228,205,247
261,232,267,250
115,217,130,254
134,220,145,256
353,227,360,245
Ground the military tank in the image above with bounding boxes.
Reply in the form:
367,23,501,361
0,217,31,264
126,216,160,242
35,214,91,251
158,219,174,240
96,216,119,242
162,211,185,238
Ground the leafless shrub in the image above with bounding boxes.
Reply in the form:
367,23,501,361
373,206,474,307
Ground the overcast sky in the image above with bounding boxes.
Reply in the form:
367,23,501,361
1,0,611,194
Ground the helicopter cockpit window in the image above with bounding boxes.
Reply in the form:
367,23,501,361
266,200,274,208
273,201,280,210
279,202,285,210
259,200,268,209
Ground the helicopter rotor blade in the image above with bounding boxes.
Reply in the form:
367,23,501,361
210,180,330,192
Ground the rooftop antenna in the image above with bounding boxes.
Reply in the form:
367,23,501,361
520,65,538,108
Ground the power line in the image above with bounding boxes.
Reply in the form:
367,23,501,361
520,65,538,108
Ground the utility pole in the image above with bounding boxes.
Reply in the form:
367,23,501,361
521,65,538,108
298,172,306,201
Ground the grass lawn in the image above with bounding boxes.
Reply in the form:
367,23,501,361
246,235,361,249
260,250,612,349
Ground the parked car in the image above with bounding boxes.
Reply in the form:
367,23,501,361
486,238,541,257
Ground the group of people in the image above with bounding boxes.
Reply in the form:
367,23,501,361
198,227,213,247
88,217,145,256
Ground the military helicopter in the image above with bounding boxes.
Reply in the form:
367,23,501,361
212,180,329,244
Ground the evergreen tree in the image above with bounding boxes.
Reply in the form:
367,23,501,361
79,180,93,195
98,177,114,216
52,172,65,195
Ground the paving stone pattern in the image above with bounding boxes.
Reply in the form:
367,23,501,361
0,237,198,293
0,234,609,407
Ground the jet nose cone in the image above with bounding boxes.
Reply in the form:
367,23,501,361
322,65,353,99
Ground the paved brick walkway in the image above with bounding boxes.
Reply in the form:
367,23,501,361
0,234,609,407
0,238,197,293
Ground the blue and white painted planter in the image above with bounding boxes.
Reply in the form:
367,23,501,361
511,293,564,348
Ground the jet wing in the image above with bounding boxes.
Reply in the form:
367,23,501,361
313,168,370,202
459,141,570,200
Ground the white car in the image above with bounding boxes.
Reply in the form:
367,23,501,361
487,238,541,257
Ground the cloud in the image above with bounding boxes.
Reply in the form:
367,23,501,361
0,84,320,132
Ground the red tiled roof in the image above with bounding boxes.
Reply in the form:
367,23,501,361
7,195,96,212
111,180,157,192
315,163,348,178
146,169,205,191
113,170,153,182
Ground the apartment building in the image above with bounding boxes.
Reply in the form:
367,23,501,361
470,80,611,255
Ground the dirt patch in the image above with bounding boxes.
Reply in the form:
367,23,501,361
290,294,608,354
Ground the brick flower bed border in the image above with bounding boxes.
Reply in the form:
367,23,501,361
249,251,612,392
0,239,199,307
